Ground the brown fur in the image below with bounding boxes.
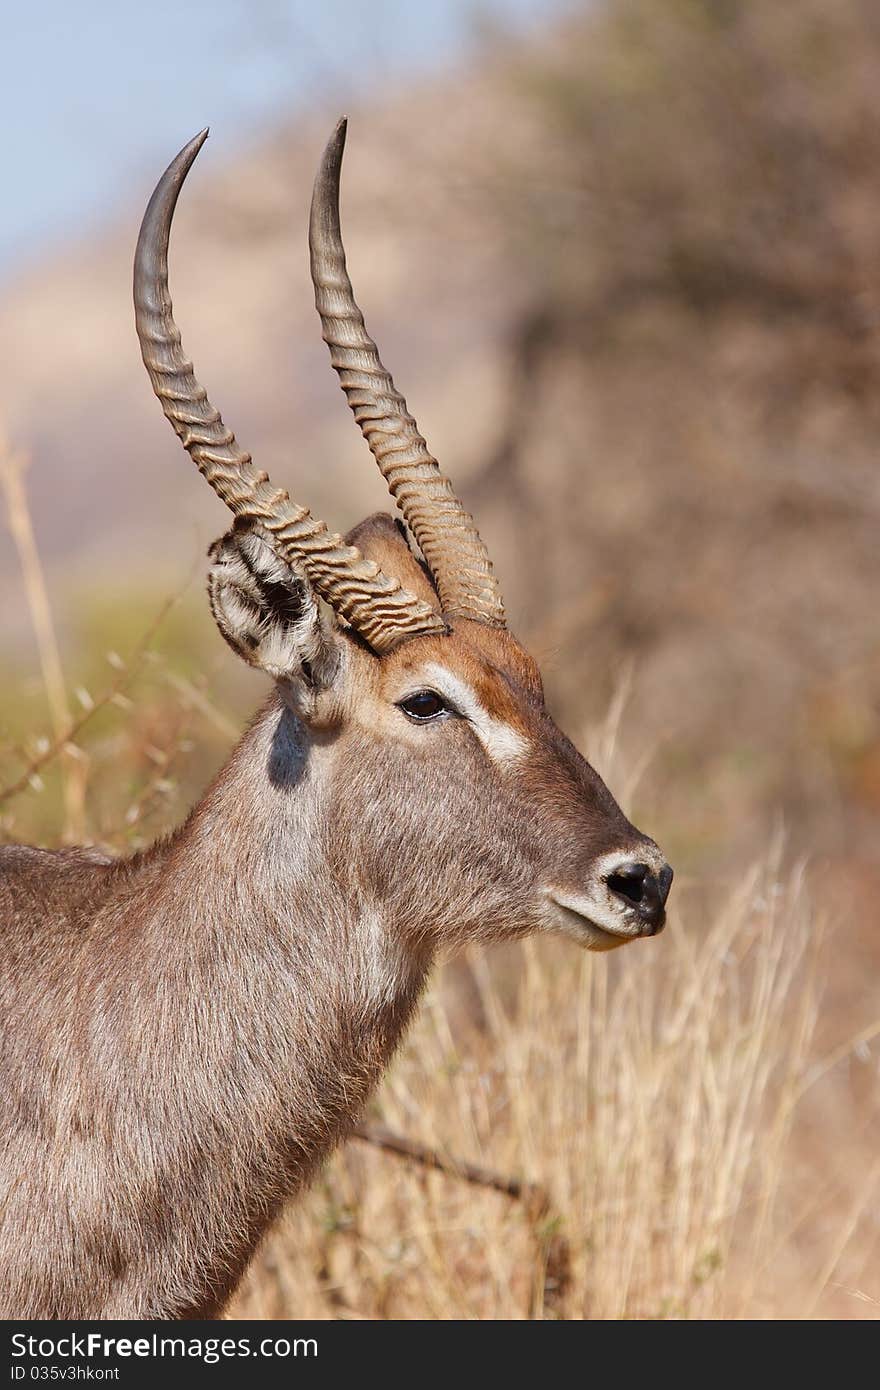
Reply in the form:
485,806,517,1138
0,515,667,1318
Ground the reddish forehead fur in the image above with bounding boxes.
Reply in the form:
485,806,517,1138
347,512,544,721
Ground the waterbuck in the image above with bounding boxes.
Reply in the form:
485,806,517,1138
0,121,672,1318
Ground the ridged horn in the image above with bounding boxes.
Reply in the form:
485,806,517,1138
133,129,446,655
309,118,506,628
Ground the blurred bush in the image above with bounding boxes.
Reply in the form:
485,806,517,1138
503,0,880,402
443,1,880,918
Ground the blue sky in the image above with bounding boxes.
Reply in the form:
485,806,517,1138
1,0,557,278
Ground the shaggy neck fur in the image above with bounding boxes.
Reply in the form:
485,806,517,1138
0,695,433,1318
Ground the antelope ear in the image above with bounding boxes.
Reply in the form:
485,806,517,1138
345,513,441,614
207,520,342,698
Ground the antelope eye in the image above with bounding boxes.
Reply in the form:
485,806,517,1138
398,690,448,722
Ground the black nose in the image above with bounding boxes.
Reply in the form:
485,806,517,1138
606,861,673,935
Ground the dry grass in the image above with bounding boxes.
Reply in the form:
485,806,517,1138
2,435,878,1320
228,815,876,1321
0,435,88,842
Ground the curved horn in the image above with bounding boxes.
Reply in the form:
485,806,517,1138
309,118,506,628
133,130,445,654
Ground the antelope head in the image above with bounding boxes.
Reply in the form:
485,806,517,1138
134,119,672,954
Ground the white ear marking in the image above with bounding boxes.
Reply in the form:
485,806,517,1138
422,664,530,765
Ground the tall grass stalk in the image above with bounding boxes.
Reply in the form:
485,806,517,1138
0,433,87,841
